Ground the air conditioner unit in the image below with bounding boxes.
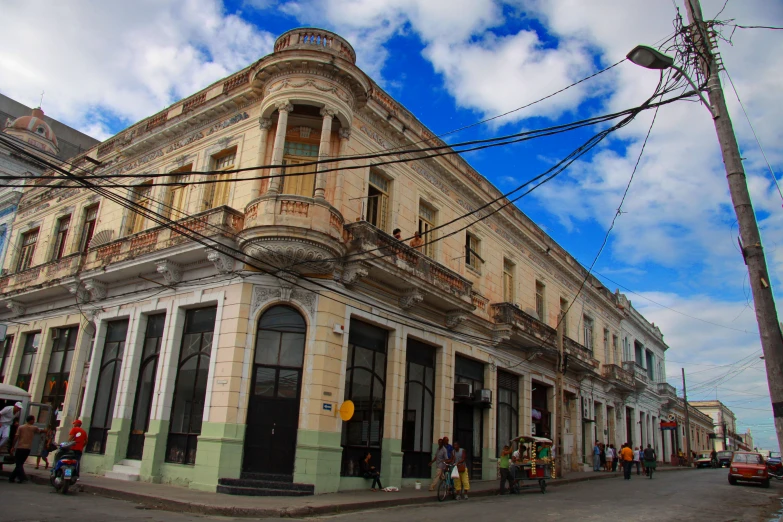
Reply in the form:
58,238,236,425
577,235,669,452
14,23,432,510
474,388,492,404
454,382,472,400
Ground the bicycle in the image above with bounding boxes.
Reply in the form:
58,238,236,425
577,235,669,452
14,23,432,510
437,465,458,501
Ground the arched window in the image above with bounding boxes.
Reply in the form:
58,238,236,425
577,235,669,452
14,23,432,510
497,371,519,457
402,339,435,478
87,319,128,454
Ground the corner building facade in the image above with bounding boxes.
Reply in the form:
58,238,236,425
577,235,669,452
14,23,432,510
0,29,677,493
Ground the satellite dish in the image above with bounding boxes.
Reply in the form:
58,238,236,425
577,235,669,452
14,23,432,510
668,413,676,421
339,400,355,421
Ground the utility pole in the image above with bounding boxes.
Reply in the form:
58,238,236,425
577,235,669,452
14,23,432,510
682,368,692,466
556,319,566,477
684,0,783,454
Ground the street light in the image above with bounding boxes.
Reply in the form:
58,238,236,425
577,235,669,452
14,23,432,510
626,44,716,117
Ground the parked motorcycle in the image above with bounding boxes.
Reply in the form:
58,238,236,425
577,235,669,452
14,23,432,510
766,457,783,480
50,441,79,494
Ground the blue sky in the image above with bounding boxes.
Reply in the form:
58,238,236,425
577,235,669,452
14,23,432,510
2,0,782,450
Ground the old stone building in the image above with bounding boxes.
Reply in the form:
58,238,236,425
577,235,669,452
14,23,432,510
0,29,682,494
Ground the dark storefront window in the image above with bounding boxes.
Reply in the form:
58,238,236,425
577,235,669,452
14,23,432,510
454,356,484,478
41,327,78,428
402,339,435,478
532,384,551,438
496,371,519,456
341,320,388,477
87,320,128,454
16,332,41,391
127,314,165,460
0,335,14,384
166,307,216,465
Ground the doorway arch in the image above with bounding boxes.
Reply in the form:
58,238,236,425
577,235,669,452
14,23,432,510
242,305,306,475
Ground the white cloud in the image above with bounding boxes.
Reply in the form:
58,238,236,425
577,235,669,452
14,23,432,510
0,0,275,139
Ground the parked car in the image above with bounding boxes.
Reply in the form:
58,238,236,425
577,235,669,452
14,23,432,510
728,451,770,488
717,450,734,468
695,452,713,468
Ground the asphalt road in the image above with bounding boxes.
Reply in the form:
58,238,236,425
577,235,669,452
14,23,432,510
0,469,781,522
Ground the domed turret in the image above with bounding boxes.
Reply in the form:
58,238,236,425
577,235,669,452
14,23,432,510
4,107,59,155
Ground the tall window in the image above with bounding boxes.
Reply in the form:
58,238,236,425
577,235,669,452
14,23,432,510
341,320,388,476
166,307,216,465
166,165,192,219
41,327,78,427
603,328,610,365
366,170,390,232
253,306,305,396
559,298,569,337
496,371,519,457
127,314,166,460
623,336,630,362
16,332,41,391
418,202,436,258
612,334,619,364
402,339,435,478
465,233,482,271
646,350,655,380
129,182,153,234
0,335,14,383
52,215,71,261
281,142,318,198
79,205,99,252
583,315,594,353
503,259,515,303
203,149,235,209
87,319,128,454
634,341,644,367
16,229,39,272
535,281,546,322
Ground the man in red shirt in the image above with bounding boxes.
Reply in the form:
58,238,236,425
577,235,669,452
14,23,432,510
67,419,87,477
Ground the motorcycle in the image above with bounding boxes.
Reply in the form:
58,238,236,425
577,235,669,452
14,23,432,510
50,441,79,494
766,457,783,480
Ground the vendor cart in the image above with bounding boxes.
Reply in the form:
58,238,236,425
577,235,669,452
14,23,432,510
507,435,553,494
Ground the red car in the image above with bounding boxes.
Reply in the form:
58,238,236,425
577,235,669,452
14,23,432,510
728,451,770,488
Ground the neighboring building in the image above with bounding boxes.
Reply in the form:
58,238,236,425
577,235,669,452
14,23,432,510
663,398,714,460
691,400,738,451
0,94,98,270
742,428,754,451
0,28,679,494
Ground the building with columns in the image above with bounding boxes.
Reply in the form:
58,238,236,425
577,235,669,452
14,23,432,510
0,28,680,494
691,400,738,452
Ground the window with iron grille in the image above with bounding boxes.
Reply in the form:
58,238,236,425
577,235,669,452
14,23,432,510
402,339,435,478
41,327,78,428
16,229,39,272
52,216,71,261
366,170,390,232
87,320,128,454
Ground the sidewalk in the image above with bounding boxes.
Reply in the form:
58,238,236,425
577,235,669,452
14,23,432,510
0,464,693,518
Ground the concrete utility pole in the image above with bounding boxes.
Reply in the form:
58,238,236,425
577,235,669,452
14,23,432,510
682,368,693,466
556,319,566,477
684,0,783,454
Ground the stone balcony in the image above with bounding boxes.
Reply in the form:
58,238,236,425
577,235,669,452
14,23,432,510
0,252,84,297
657,382,678,407
602,364,635,392
343,221,474,316
240,195,346,276
274,28,357,64
490,302,599,373
622,361,649,390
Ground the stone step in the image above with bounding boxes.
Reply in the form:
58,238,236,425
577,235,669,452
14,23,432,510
218,477,314,492
239,472,293,483
216,485,313,497
105,470,140,481
117,459,142,469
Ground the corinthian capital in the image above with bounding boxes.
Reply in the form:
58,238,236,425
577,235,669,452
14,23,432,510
276,101,294,113
320,106,338,118
258,117,272,130
339,127,352,140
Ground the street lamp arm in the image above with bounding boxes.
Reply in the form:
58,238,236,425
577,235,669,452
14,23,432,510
670,64,718,119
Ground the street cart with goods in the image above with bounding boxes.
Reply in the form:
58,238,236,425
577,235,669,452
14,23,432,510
507,435,553,494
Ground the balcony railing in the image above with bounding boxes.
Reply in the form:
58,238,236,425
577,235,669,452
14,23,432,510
602,364,635,388
83,206,244,271
0,252,84,295
623,361,649,386
344,221,473,300
657,382,677,398
490,302,598,370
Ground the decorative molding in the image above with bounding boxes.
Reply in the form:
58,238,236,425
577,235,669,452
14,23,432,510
155,259,183,284
5,300,25,316
266,78,352,105
492,325,513,345
341,262,369,286
250,286,281,316
249,284,316,319
279,276,295,302
206,246,236,274
84,279,107,301
258,117,273,130
320,106,338,118
292,288,316,317
244,237,342,275
276,100,294,113
66,281,89,303
339,128,352,140
446,312,467,328
399,288,423,310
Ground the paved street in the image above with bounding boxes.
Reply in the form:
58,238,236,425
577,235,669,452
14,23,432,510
1,469,781,522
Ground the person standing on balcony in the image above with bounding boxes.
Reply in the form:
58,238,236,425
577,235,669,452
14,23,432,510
410,231,424,251
392,228,402,240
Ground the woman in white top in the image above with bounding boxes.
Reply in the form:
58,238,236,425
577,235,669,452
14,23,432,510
605,444,614,472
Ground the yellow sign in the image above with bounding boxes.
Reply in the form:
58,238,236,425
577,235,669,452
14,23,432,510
338,400,355,421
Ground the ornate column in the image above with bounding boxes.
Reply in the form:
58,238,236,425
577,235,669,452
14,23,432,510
314,106,337,200
334,127,351,209
253,117,272,198
266,101,294,196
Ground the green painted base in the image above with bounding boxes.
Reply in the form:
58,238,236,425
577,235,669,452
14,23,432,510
140,419,169,483
103,417,133,470
293,429,343,494
190,422,245,492
482,448,497,481
381,438,403,488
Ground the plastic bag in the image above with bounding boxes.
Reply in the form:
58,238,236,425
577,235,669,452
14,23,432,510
451,466,460,479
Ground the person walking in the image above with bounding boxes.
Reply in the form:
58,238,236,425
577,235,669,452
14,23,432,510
643,444,657,477
640,446,646,475
361,452,383,491
9,415,41,483
621,443,634,480
0,402,22,452
428,438,447,491
606,443,614,472
499,445,513,494
35,427,54,469
451,441,470,500
633,445,641,475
